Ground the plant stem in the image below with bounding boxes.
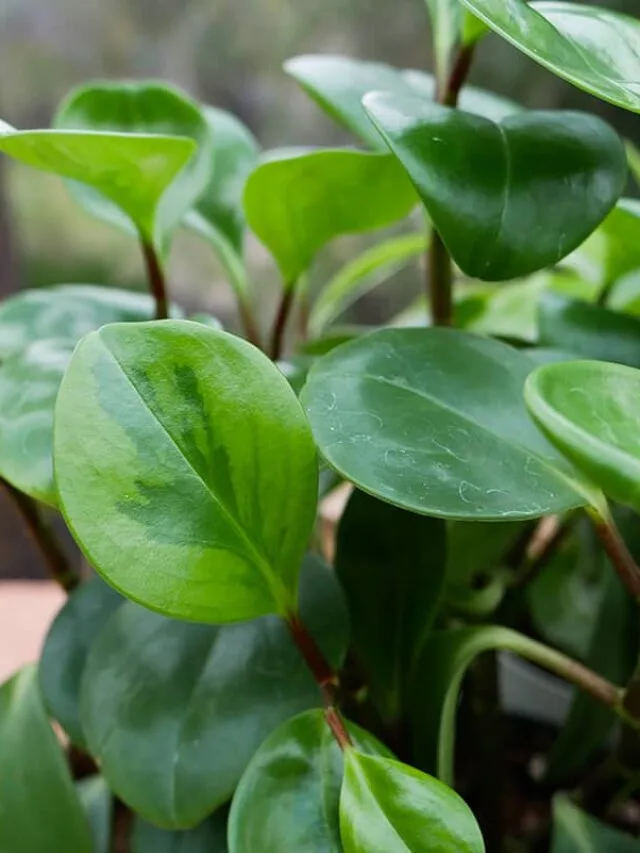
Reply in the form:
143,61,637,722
270,287,296,361
141,241,169,320
442,45,476,107
287,613,353,749
4,481,79,593
588,507,640,601
238,295,262,349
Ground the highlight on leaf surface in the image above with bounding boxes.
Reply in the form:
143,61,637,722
54,320,318,622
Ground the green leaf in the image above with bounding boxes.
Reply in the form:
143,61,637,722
363,92,626,281
461,273,549,343
284,55,520,151
77,776,113,853
243,149,417,284
0,339,73,506
40,577,123,747
0,284,169,360
610,271,640,317
302,327,599,521
335,489,446,719
53,81,212,252
551,794,640,853
310,233,427,336
340,751,485,853
132,811,228,852
54,320,318,622
525,360,640,513
458,0,640,114
228,709,390,853
425,0,463,84
627,141,640,187
539,292,640,369
0,666,93,853
184,106,259,296
597,199,640,288
80,556,349,828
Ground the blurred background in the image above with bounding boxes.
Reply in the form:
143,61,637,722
0,0,638,577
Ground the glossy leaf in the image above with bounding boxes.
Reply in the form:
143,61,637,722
0,666,92,853
77,776,113,853
310,233,427,336
302,328,599,521
53,81,212,251
551,795,640,853
228,709,390,853
525,360,640,513
364,92,626,281
243,149,417,284
132,811,228,853
458,0,640,113
184,106,259,295
284,55,520,151
539,292,640,369
0,339,73,506
40,577,123,747
335,489,446,719
340,751,485,853
80,556,349,828
54,320,318,622
0,284,168,360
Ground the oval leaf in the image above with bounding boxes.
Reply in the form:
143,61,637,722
244,149,417,284
302,328,597,521
54,320,318,622
363,92,627,281
340,751,485,853
458,0,640,114
53,81,212,250
525,360,640,513
0,666,93,853
132,811,228,853
80,556,348,828
40,577,123,747
335,489,446,719
228,709,389,853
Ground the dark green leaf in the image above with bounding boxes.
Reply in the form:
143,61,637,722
40,576,123,747
0,666,92,853
228,709,390,853
302,328,599,521
243,149,417,284
335,489,446,719
525,360,640,513
458,0,640,113
53,81,212,252
132,810,228,852
80,556,349,828
54,320,318,622
551,794,640,853
284,55,520,151
364,93,626,281
340,751,485,853
77,776,113,853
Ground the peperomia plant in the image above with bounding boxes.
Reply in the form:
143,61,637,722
2,0,640,850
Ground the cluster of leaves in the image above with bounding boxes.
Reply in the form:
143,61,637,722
1,0,640,851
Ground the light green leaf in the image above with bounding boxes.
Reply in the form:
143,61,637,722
425,0,463,85
539,292,640,368
80,556,349,828
340,751,485,853
77,776,113,853
310,232,427,335
364,92,626,281
628,141,640,187
284,55,520,151
40,577,123,747
132,811,228,853
54,320,318,622
525,360,640,513
458,0,640,113
243,149,417,285
461,273,549,343
302,328,599,521
551,794,640,853
228,709,390,853
0,666,93,853
610,271,640,317
335,489,446,719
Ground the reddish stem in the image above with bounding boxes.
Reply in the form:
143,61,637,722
141,241,169,321
270,288,295,361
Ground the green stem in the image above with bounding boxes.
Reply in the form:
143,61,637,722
270,286,296,361
4,480,79,593
587,506,640,602
141,240,169,320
